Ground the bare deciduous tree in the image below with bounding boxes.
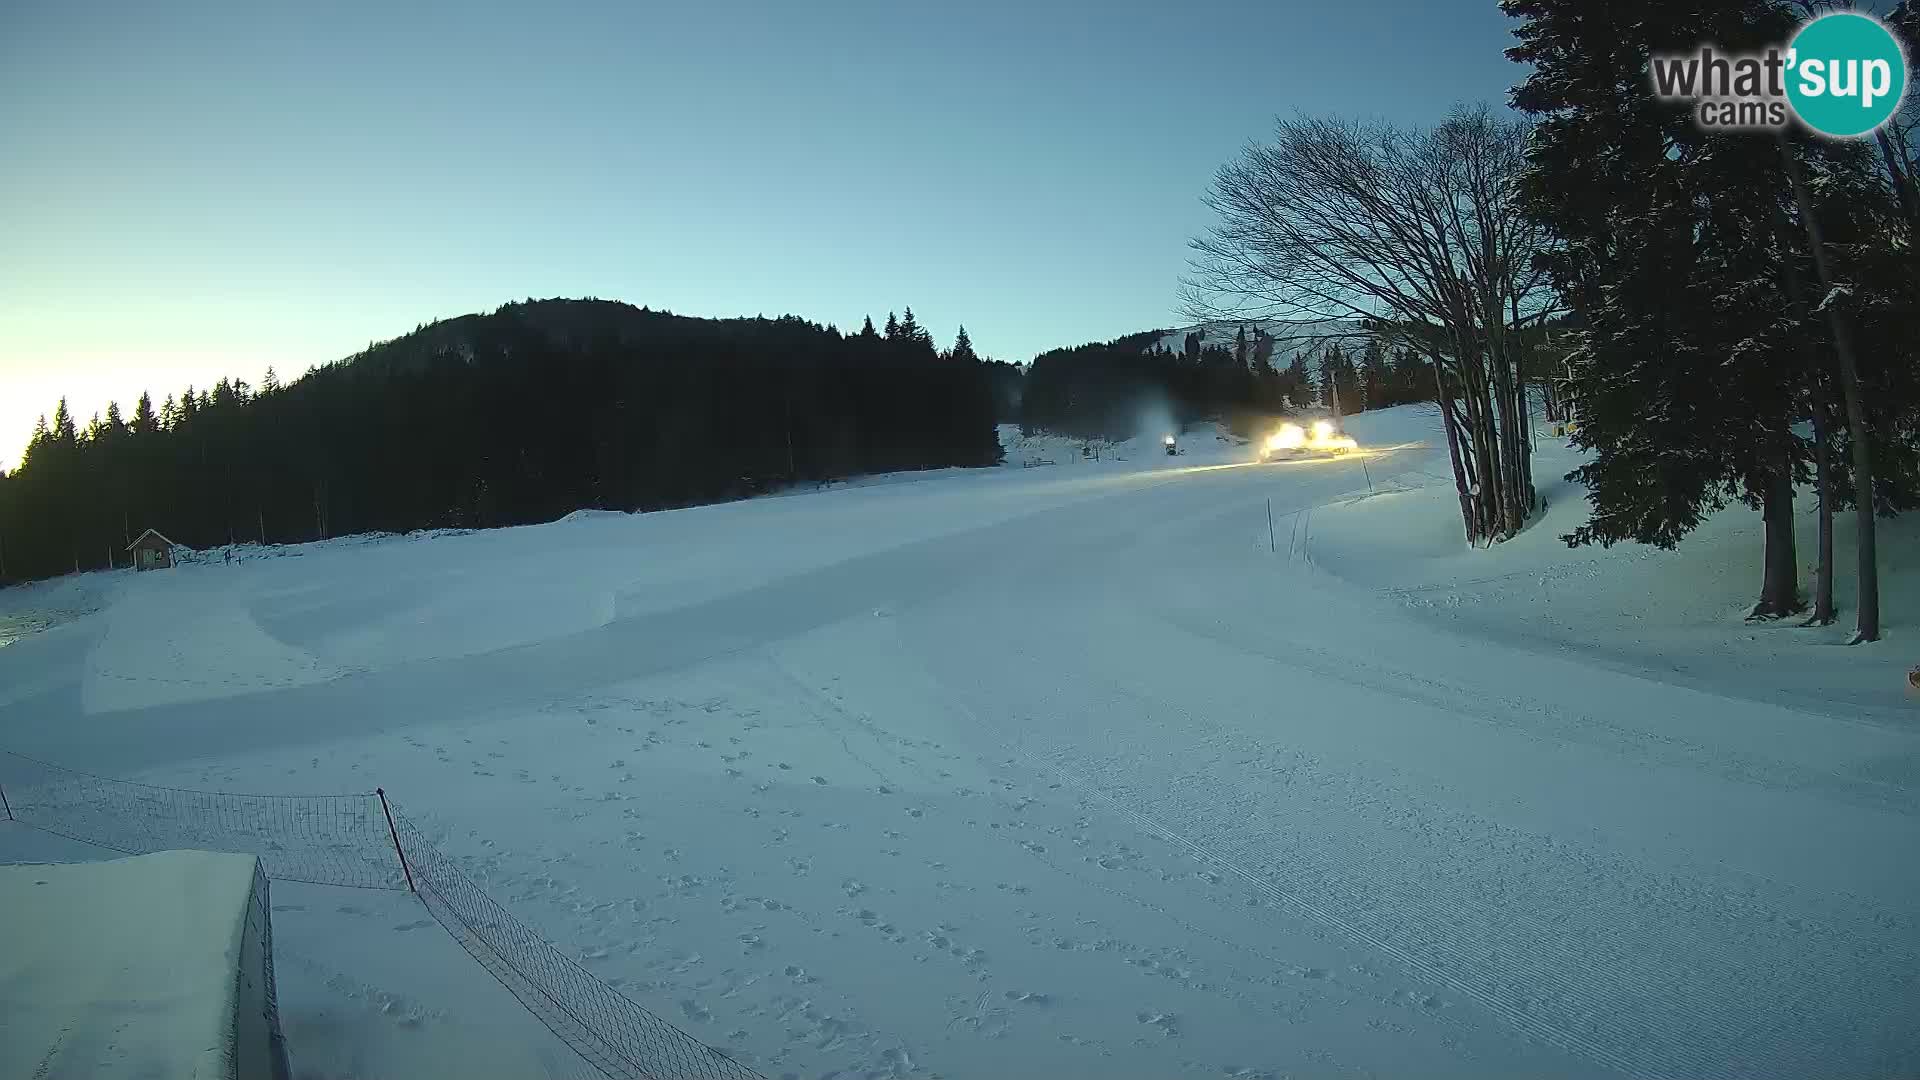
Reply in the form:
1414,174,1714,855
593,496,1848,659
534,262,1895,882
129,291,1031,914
1184,105,1558,545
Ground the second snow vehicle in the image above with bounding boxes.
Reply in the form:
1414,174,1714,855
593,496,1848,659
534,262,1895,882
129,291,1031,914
1164,434,1178,456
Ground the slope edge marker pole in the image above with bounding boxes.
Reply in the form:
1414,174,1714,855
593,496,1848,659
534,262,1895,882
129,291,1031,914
1267,498,1276,554
377,788,415,892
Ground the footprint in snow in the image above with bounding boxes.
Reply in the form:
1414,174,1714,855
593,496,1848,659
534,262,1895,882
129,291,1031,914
1136,1011,1179,1035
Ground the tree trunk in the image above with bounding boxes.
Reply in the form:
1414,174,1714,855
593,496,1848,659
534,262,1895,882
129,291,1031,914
1430,348,1476,543
1782,139,1879,642
1753,451,1803,619
1811,410,1836,625
1774,208,1836,626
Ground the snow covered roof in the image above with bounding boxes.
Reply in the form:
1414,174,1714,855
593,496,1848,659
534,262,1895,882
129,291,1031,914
0,851,276,1080
127,528,178,551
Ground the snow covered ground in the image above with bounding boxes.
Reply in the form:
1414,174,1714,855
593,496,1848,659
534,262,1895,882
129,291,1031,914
1,850,277,1080
2,405,1916,1079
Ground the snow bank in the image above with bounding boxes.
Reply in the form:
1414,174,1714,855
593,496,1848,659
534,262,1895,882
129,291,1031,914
0,850,286,1080
0,572,110,650
1308,404,1916,716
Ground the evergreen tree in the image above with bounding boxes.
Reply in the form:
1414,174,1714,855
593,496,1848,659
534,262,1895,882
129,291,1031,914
50,399,76,446
898,307,932,348
1250,331,1276,376
1234,325,1249,368
1390,347,1429,405
1319,346,1359,416
859,316,878,339
1360,338,1390,410
951,326,977,363
132,393,156,437
23,416,50,465
1503,0,1878,618
884,312,900,340
261,367,281,395
1284,355,1311,408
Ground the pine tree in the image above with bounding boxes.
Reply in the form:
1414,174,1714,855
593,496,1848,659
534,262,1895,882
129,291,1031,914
132,392,156,437
951,326,977,363
1234,325,1249,368
1390,347,1428,405
884,312,900,340
859,316,878,339
1320,346,1359,417
1505,0,1836,618
23,415,50,465
1250,331,1275,376
1360,338,1390,410
50,398,76,445
261,367,281,395
1284,355,1311,409
898,307,931,348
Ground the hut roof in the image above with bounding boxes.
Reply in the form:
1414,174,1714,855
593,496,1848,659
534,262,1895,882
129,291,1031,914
127,529,178,551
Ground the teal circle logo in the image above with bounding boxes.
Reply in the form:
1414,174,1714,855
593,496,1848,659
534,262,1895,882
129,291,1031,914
1786,13,1908,138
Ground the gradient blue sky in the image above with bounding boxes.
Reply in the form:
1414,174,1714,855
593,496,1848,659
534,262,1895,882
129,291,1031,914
1,0,1521,469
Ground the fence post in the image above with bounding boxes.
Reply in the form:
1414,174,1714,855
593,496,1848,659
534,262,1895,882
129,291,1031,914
0,778,13,822
376,788,415,892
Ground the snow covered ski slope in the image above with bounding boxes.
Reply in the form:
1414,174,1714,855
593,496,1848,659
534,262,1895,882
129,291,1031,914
2,405,1916,1079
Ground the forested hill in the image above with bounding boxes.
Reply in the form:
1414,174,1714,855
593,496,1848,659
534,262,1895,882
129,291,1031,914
0,298,1007,583
1019,323,1435,441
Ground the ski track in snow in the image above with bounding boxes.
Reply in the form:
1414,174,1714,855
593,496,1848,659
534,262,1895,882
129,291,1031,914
2,409,1917,1079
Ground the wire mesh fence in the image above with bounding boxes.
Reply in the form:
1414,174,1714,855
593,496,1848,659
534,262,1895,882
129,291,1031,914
0,751,404,888
393,812,762,1080
0,749,762,1080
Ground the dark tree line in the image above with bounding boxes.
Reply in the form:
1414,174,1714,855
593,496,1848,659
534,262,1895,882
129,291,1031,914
1017,325,1430,441
0,299,1003,583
